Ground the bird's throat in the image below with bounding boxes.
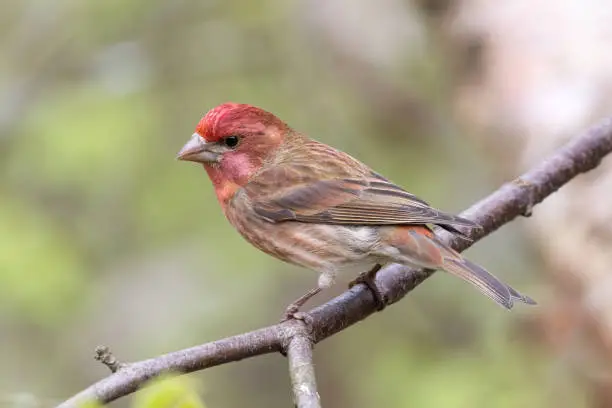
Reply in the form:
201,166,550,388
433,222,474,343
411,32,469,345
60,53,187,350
204,164,243,209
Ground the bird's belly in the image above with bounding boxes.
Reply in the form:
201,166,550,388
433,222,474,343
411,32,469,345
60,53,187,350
231,213,380,273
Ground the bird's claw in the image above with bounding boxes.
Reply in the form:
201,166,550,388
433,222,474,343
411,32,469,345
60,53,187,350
282,304,299,322
349,272,387,311
292,311,314,325
281,304,313,324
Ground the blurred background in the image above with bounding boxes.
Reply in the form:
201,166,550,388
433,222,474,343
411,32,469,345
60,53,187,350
2,0,612,407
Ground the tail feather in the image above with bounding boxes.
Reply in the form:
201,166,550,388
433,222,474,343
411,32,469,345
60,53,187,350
507,284,537,305
443,258,513,309
442,257,535,309
382,226,536,308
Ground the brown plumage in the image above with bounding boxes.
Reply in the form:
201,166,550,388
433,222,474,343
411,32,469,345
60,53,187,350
177,103,535,314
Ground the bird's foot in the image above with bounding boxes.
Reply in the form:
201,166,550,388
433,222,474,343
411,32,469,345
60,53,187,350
349,265,387,311
282,306,314,326
280,287,322,323
283,303,300,321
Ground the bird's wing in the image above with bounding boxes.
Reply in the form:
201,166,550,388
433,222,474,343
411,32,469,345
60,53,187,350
245,165,481,233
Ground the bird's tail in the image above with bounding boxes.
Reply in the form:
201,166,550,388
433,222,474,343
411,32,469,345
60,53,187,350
441,253,536,309
380,225,535,309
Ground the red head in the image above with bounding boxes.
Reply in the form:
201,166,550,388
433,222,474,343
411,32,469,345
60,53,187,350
177,103,290,206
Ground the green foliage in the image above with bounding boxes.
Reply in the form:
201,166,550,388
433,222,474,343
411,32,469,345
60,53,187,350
133,375,207,408
79,400,104,408
0,197,85,325
12,89,156,193
77,375,206,408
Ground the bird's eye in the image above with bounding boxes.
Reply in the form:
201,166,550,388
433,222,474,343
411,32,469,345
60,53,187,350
223,136,240,148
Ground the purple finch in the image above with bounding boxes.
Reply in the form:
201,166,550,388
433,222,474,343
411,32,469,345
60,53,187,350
178,103,534,315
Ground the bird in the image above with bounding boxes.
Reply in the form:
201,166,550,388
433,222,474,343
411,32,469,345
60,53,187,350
177,102,535,318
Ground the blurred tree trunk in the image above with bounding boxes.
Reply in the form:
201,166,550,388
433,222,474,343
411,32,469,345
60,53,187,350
434,1,612,405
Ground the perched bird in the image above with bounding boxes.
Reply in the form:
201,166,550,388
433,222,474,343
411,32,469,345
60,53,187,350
178,103,535,317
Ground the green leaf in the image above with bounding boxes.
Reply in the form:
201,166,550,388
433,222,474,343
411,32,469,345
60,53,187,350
78,399,104,408
133,374,206,408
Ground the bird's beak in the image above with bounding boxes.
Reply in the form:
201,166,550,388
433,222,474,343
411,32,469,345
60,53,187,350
177,133,219,163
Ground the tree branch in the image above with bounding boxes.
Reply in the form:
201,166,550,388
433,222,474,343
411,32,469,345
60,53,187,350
286,325,321,408
56,117,612,408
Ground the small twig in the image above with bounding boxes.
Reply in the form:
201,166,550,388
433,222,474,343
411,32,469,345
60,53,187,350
286,325,321,408
94,346,125,373
56,116,612,408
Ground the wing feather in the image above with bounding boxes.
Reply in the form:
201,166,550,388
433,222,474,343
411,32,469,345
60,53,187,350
246,163,481,234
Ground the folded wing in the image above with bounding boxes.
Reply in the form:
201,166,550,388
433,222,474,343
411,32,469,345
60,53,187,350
246,164,481,235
